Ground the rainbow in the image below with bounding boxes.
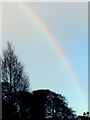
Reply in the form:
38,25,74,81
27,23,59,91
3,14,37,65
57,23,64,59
18,2,87,108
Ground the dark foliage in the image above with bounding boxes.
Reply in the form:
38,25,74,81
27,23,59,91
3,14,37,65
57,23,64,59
2,82,77,120
1,42,29,94
2,99,19,120
1,42,77,120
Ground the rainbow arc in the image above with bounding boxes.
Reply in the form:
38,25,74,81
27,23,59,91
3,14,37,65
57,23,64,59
18,2,87,107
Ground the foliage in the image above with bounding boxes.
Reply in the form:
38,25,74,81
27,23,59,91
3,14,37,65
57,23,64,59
1,42,77,120
2,85,77,120
1,42,30,93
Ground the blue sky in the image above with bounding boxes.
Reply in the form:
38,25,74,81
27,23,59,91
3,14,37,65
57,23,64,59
2,2,88,115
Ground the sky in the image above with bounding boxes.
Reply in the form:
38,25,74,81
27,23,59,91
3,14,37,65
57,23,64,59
2,2,88,115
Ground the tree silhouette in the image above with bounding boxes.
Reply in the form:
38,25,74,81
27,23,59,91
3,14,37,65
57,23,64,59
1,42,30,120
44,90,76,120
2,82,77,120
1,42,77,120
1,42,30,95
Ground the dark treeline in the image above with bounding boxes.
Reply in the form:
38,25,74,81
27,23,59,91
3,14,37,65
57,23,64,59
2,82,76,120
1,42,77,120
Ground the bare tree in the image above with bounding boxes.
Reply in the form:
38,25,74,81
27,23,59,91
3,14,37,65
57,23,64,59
1,42,30,93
